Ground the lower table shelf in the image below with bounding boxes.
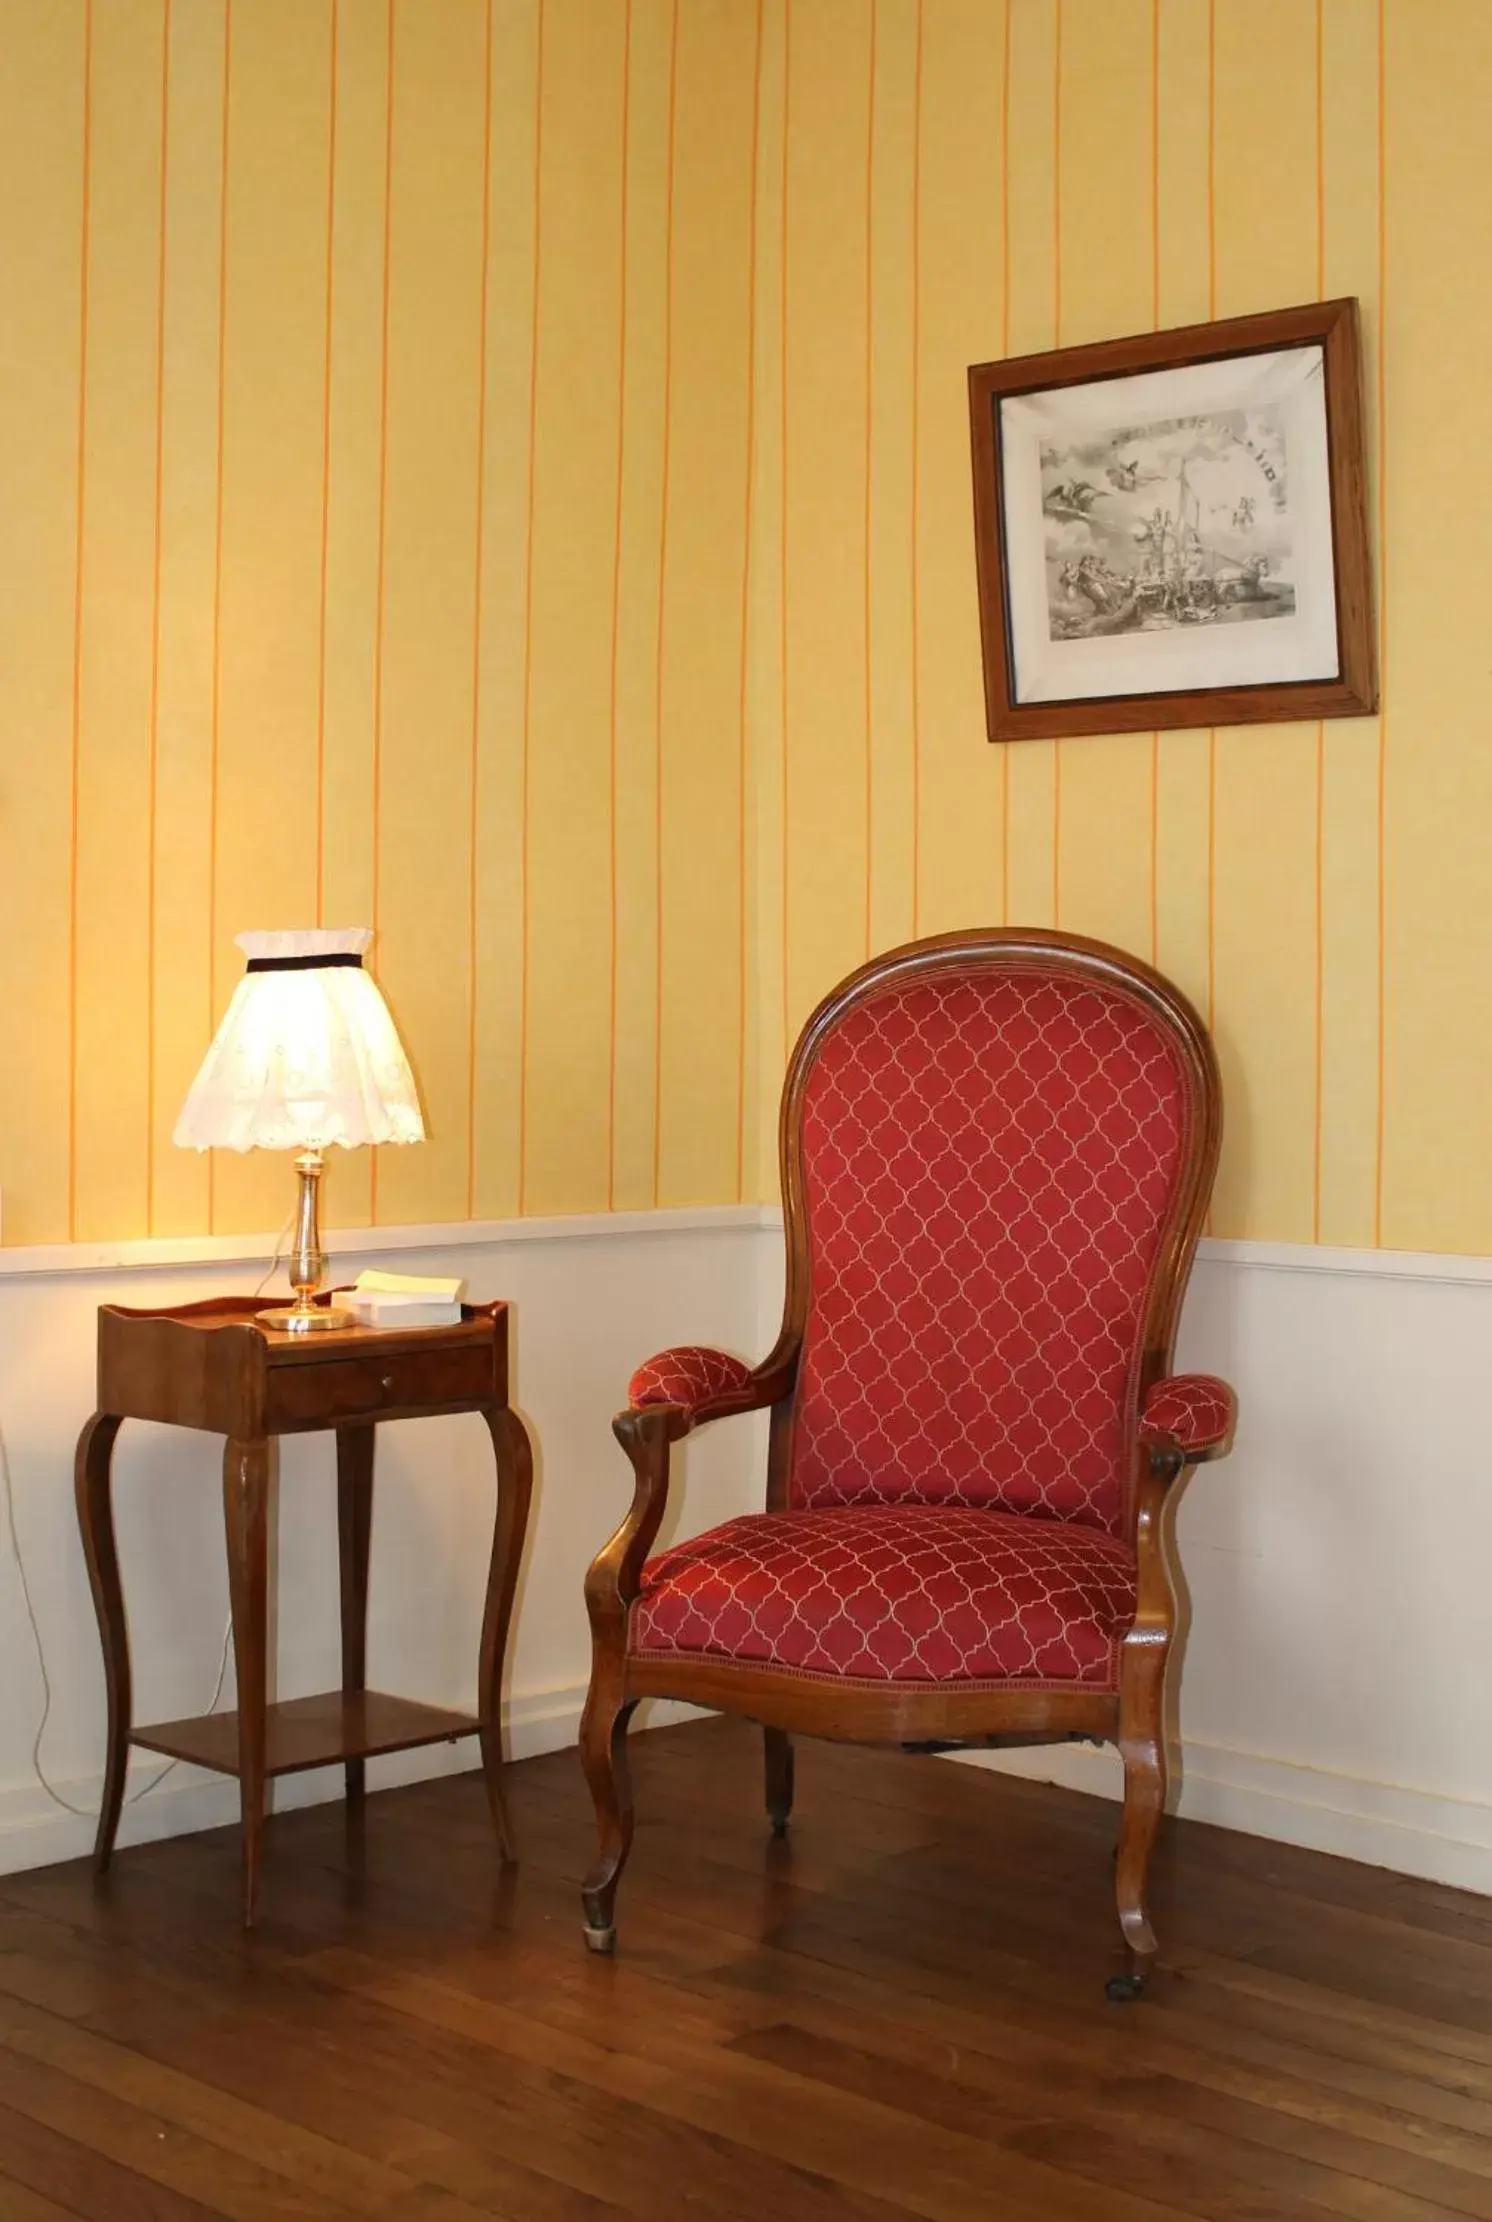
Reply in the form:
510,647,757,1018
129,1690,481,1780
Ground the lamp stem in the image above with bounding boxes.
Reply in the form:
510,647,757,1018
288,1147,327,1314
259,1147,352,1333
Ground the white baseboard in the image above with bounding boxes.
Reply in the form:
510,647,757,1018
0,1683,706,1879
9,1673,1492,1902
957,1739,1492,1896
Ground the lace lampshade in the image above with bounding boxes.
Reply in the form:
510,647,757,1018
174,929,424,1154
174,929,424,1332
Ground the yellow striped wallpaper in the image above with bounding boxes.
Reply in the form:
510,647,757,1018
0,0,1485,1256
752,0,1488,1255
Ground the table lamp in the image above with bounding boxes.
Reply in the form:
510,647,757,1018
174,928,425,1333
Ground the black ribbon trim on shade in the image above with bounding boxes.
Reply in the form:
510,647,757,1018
244,953,365,973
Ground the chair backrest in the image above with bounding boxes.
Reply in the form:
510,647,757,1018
775,932,1219,1538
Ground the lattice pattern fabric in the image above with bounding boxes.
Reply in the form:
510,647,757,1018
631,1505,1137,1686
629,1345,755,1414
1140,1374,1235,1456
787,966,1194,1535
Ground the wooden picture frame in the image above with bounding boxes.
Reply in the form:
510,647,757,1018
968,297,1377,742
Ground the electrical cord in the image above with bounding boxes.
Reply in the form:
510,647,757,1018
254,1202,297,1299
5,1210,297,1821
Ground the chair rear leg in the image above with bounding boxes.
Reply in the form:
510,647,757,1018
765,1727,794,1839
580,1688,637,1953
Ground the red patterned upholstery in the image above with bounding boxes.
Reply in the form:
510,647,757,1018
1140,1374,1236,1458
629,1345,755,1416
787,966,1194,1535
630,1506,1136,1687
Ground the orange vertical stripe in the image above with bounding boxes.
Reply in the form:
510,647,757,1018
651,0,680,1208
1205,0,1216,1035
1206,0,1216,320
368,0,396,1223
313,0,339,930
1051,0,1062,348
735,0,765,1200
862,0,876,962
1148,0,1160,964
206,0,232,1235
999,0,1010,925
66,0,95,1243
1000,0,1011,355
1312,0,1325,1240
516,0,546,1214
145,0,172,1233
1374,0,1388,1243
779,0,792,1060
1050,0,1062,925
465,0,495,1218
1315,0,1326,299
907,0,922,937
604,0,632,1213
1150,0,1160,331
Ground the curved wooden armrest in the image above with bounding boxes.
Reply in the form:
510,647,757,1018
1129,1374,1236,1645
1139,1373,1236,1464
625,1344,795,1442
587,1348,798,1637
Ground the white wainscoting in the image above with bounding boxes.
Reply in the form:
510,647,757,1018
3,1206,1489,1899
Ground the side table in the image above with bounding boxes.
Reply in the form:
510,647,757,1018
74,1294,533,1925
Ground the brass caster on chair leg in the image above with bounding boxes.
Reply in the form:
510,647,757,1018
1105,1968,1149,2003
583,1922,617,1955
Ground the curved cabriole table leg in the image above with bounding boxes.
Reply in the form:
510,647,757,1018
74,1412,127,1871
478,1405,534,1865
222,1436,272,1929
336,1422,376,1814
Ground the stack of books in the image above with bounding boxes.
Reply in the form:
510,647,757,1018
344,1269,465,1329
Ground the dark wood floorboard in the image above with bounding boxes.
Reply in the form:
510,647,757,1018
0,1717,1488,2221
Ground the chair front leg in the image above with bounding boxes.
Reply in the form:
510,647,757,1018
579,1406,675,1953
1110,1445,1189,2001
1113,1635,1168,1998
580,1680,638,1951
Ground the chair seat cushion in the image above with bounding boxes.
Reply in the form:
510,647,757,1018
630,1506,1137,1687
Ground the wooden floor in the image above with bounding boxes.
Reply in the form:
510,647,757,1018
1,1720,1491,2221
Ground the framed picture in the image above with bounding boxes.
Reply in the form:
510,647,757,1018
968,297,1376,741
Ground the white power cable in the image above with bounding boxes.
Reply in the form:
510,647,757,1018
4,1215,296,1822
253,1202,297,1299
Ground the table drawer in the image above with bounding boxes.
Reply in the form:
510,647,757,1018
266,1344,495,1429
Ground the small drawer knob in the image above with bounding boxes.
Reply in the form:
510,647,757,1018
380,1374,394,1393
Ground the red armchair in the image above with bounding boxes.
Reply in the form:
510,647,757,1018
580,929,1234,1997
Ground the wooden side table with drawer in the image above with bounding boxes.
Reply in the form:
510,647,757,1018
74,1294,533,1926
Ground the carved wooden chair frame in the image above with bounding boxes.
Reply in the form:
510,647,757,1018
580,929,1234,1997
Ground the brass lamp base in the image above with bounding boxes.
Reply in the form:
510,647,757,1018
256,1147,351,1335
258,1299,354,1334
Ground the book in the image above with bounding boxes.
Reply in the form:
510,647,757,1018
345,1294,463,1328
344,1268,466,1329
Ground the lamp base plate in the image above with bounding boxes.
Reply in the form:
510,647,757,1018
258,1304,354,1334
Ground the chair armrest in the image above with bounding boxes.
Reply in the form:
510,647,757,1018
1139,1374,1237,1463
625,1343,792,1438
590,1346,794,1633
629,1345,756,1416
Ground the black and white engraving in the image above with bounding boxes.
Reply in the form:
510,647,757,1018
1040,403,1294,642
